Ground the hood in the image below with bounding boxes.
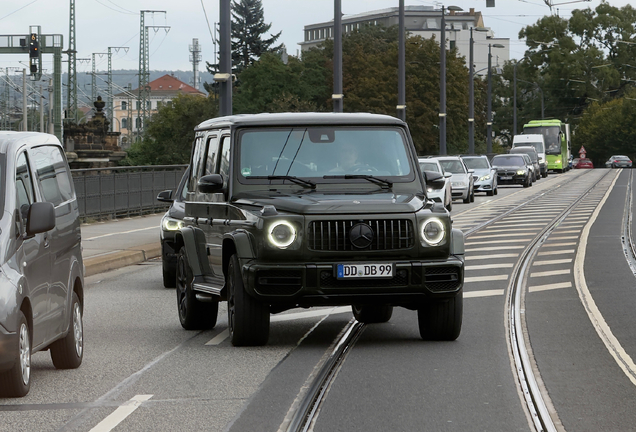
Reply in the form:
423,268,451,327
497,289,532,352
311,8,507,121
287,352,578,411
234,191,425,215
495,164,525,171
470,168,491,176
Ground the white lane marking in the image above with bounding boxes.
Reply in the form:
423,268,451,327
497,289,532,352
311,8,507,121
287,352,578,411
542,242,577,247
205,330,229,346
537,249,575,256
487,223,546,229
89,395,153,432
466,238,533,246
530,269,571,277
204,307,352,345
528,282,572,293
533,259,573,266
469,233,539,240
465,275,508,282
549,236,579,240
464,289,505,298
465,263,513,270
466,253,519,260
575,169,636,387
480,227,540,233
466,246,524,252
553,230,581,234
84,226,157,241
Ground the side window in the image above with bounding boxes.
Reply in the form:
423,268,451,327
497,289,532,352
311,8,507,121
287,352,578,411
190,136,205,186
30,145,74,207
218,136,231,188
15,152,35,224
204,135,219,175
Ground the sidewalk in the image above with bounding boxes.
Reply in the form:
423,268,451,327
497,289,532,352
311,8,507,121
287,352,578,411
81,213,164,277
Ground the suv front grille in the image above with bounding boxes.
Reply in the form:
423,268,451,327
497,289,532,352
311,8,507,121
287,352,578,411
308,219,415,251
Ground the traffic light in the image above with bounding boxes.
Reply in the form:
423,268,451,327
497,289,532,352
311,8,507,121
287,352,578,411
29,33,39,58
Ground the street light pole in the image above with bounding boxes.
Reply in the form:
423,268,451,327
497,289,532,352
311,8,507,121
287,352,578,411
397,0,406,121
468,27,475,154
439,5,447,155
513,62,517,136
487,43,493,153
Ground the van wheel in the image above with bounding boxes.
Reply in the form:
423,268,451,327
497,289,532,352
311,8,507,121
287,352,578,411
227,254,269,346
352,304,393,323
50,292,83,369
417,290,463,341
0,312,31,397
176,247,218,330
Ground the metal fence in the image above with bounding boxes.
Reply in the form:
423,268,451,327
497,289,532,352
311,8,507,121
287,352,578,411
71,165,188,220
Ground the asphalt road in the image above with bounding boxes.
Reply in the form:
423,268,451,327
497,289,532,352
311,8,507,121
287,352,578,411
3,169,636,432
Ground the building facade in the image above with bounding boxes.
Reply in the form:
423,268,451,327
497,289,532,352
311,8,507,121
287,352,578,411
112,74,206,148
300,6,509,76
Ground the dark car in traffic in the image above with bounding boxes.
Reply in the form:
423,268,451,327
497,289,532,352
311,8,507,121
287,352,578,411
157,167,190,288
491,154,532,188
510,146,541,182
173,113,466,346
0,132,84,397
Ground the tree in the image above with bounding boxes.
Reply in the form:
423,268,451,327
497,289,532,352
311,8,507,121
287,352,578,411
204,0,282,92
121,94,218,166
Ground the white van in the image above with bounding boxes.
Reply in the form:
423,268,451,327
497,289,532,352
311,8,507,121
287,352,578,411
512,134,547,178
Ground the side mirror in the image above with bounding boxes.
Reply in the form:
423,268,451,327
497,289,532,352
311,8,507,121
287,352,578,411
157,190,174,203
198,174,224,194
443,172,452,178
467,169,475,174
26,202,55,236
423,171,446,189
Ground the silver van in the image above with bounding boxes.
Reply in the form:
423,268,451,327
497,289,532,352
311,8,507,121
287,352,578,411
0,132,84,397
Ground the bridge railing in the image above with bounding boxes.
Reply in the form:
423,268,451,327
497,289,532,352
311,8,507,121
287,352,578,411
71,165,188,221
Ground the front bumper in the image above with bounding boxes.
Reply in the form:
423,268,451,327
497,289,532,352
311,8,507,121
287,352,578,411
451,187,469,200
241,257,464,308
497,173,527,185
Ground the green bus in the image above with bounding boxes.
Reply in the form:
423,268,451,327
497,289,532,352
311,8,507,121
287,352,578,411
522,119,571,173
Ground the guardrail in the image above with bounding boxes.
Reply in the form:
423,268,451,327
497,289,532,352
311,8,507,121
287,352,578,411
71,165,188,220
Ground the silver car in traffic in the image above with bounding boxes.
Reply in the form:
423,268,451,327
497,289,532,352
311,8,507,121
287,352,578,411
461,155,498,196
435,156,475,203
419,157,453,211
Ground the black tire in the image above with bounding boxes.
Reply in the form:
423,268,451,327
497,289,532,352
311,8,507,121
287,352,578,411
162,244,176,288
462,194,470,204
352,304,393,324
227,254,269,346
176,247,218,330
0,311,31,397
50,292,83,369
523,176,530,188
542,171,548,178
417,290,463,341
446,200,452,212
494,186,498,195
470,188,475,202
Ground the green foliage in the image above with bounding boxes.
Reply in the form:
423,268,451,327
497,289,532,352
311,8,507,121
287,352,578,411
121,94,218,166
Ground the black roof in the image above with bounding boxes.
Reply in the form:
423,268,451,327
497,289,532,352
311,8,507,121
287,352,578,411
195,112,406,131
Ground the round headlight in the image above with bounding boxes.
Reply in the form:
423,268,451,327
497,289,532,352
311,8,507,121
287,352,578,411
268,221,297,248
421,218,445,246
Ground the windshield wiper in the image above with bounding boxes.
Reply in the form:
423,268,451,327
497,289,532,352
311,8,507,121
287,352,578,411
250,175,316,189
323,174,393,189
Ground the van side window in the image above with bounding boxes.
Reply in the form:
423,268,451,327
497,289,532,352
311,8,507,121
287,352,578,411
15,152,35,224
30,145,74,206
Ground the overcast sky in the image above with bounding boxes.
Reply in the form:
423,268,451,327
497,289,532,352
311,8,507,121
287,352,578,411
0,0,631,76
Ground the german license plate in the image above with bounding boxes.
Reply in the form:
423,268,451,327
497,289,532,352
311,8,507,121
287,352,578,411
336,263,393,279
500,176,512,180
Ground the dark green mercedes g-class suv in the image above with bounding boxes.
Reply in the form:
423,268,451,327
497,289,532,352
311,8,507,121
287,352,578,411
174,113,464,346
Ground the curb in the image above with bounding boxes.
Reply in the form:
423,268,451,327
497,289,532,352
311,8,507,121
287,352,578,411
84,242,162,277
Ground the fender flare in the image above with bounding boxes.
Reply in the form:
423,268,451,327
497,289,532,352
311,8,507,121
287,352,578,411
178,226,212,277
450,228,465,257
222,230,255,276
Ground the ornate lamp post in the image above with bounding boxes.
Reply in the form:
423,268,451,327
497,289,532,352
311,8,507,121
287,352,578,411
486,43,505,153
439,5,462,155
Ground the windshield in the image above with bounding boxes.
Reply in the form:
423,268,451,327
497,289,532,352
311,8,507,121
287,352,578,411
523,126,561,155
419,161,440,173
492,155,525,167
238,127,413,181
438,159,466,174
462,158,489,169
